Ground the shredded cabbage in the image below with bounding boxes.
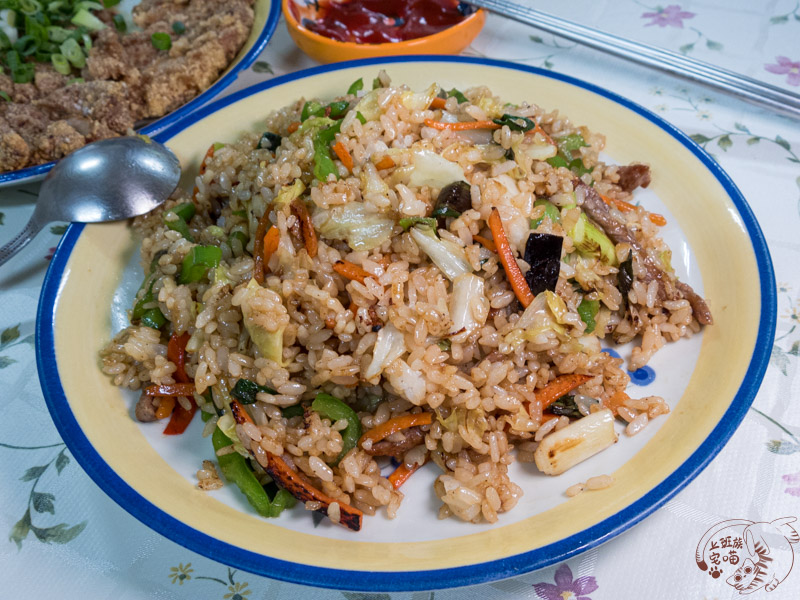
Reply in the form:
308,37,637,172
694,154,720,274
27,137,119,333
407,149,466,189
449,273,486,335
409,227,472,281
273,179,305,207
364,322,406,380
313,202,395,251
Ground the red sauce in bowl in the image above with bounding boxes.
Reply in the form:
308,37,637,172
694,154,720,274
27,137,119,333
296,0,473,44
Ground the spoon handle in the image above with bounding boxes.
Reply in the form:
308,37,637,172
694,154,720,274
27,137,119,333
0,214,45,268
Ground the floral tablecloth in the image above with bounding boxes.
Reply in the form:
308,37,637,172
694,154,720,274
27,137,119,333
2,1,800,597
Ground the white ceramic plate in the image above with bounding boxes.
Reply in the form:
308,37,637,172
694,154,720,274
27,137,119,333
37,57,775,591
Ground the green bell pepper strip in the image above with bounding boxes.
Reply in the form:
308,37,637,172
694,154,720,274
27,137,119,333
282,404,305,419
132,279,166,330
179,245,222,284
211,427,295,518
164,202,196,242
347,78,363,95
311,393,361,464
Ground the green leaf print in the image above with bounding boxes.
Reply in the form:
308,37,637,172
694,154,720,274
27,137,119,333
55,451,70,474
705,39,723,50
0,356,16,368
1,325,20,345
252,61,273,74
32,492,56,514
690,133,711,144
771,15,789,23
718,135,732,151
9,509,31,549
771,345,790,376
0,212,4,225
30,521,87,544
776,135,792,152
50,224,68,235
747,137,760,145
20,465,48,481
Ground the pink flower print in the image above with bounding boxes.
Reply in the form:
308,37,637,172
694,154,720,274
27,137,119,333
642,5,696,28
783,472,800,496
765,56,800,86
45,247,57,261
533,564,599,600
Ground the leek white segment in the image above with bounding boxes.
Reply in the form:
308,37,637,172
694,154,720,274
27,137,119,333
534,408,617,475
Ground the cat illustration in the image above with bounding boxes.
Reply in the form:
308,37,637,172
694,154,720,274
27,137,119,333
696,517,799,594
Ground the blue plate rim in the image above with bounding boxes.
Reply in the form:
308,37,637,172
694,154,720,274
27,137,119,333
0,0,281,187
36,55,776,591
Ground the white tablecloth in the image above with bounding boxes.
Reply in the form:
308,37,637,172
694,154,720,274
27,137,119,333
2,1,800,597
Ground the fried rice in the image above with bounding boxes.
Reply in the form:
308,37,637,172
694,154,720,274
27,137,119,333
100,72,712,530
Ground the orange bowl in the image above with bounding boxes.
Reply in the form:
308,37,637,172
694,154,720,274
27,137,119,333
282,0,486,63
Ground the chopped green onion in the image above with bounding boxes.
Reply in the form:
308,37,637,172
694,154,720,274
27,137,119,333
172,202,196,222
437,339,452,352
71,8,105,31
399,217,437,231
150,31,171,51
281,404,304,418
556,133,589,155
46,26,70,43
231,378,277,404
0,91,9,101
577,298,600,333
257,131,281,151
492,113,536,132
19,0,42,15
431,205,461,219
140,308,167,330
179,245,222,284
14,35,38,57
171,20,185,34
60,38,85,68
102,0,120,6
372,76,381,89
347,77,363,95
112,14,126,33
50,52,70,74
301,100,322,121
447,88,468,104
530,199,560,229
232,209,247,218
312,120,342,182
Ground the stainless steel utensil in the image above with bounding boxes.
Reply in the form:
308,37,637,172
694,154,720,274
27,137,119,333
0,137,181,267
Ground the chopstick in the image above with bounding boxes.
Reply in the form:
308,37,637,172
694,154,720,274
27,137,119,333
468,0,800,120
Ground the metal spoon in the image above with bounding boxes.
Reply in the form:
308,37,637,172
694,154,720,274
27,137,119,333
0,137,181,267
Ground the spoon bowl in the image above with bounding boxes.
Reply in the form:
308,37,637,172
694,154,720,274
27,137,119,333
0,137,181,267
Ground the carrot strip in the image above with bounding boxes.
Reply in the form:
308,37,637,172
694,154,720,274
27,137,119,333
429,97,447,109
259,449,363,531
290,200,318,258
198,143,216,176
348,301,358,314
167,332,191,383
287,121,301,134
374,155,395,170
333,260,372,285
262,225,281,268
164,397,197,435
472,234,497,252
424,118,501,131
252,208,273,284
191,143,217,201
155,397,175,420
230,398,255,426
531,124,556,146
144,383,196,396
600,194,667,226
536,374,594,409
388,461,424,489
325,316,336,329
359,413,433,446
332,141,354,172
604,390,630,417
488,208,534,308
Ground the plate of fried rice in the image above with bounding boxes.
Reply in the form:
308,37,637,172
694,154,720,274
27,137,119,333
37,57,775,590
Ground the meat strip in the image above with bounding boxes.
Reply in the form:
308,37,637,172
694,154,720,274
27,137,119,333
135,393,159,422
577,181,713,325
616,164,651,192
363,426,425,458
